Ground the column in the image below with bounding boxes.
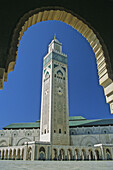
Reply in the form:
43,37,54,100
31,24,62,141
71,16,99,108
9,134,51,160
47,146,51,160
100,146,105,160
45,146,48,160
31,143,35,161
86,150,89,160
57,149,60,160
37,146,40,160
65,149,68,160
51,148,54,160
92,149,95,160
79,150,82,160
72,149,75,160
23,144,28,161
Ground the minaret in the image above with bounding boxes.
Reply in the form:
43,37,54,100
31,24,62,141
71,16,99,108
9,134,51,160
40,35,69,145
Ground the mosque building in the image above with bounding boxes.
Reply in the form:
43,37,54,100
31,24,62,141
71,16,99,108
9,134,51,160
0,36,113,161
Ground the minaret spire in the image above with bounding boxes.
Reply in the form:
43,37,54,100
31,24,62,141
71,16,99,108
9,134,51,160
54,34,56,40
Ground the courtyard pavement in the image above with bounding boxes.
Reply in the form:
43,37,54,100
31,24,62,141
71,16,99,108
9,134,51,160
0,160,113,170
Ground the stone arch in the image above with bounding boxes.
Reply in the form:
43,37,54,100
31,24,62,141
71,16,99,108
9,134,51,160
95,149,100,160
13,149,16,160
16,137,31,146
106,148,112,160
0,140,7,147
0,131,5,137
27,146,32,160
75,148,79,160
25,130,32,137
88,149,93,160
1,150,5,159
59,148,65,160
2,7,113,113
101,128,109,134
81,149,86,160
5,149,8,159
17,148,21,160
9,149,12,160
39,146,45,160
12,131,18,137
54,65,66,76
67,148,72,160
70,129,76,135
52,148,58,160
80,136,98,146
85,129,93,135
22,148,24,160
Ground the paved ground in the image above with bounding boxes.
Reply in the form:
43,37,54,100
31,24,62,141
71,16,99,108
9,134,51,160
0,160,113,170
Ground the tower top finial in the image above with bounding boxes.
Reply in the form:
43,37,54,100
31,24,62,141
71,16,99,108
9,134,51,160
54,34,56,40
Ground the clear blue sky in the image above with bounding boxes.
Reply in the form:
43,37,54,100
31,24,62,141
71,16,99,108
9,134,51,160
0,20,113,130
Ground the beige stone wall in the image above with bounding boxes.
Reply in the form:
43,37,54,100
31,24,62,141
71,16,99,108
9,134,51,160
51,61,69,145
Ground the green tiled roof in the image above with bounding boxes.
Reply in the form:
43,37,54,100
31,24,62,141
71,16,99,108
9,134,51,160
69,118,113,127
3,122,40,129
3,116,113,129
69,116,86,121
69,119,101,127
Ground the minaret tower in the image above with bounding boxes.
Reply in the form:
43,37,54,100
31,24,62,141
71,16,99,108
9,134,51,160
40,35,69,145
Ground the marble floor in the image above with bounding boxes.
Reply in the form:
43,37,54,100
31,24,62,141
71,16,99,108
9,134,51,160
0,160,113,170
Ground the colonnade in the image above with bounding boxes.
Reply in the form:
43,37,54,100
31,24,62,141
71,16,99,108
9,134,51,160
0,146,25,160
0,145,113,161
36,145,113,161
51,147,102,161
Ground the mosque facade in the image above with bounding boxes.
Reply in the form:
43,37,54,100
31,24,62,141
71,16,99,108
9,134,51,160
0,37,113,161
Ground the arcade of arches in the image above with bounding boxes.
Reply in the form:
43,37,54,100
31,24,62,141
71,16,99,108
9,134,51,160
0,144,113,161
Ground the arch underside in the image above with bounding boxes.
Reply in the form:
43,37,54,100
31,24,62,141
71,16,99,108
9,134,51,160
0,7,113,113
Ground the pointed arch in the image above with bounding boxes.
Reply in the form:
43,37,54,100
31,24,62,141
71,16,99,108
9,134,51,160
95,149,100,160
17,148,21,160
106,148,112,160
52,148,58,160
16,137,31,146
88,149,94,160
39,146,46,160
81,149,86,160
13,149,16,160
59,148,65,160
5,149,8,160
1,150,5,160
67,148,72,160
75,148,79,160
9,149,12,160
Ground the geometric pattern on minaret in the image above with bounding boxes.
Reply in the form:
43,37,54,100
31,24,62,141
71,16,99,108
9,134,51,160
40,35,69,145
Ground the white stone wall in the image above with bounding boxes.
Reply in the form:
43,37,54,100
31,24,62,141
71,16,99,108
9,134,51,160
70,126,113,146
1,125,113,148
70,125,113,135
0,129,40,147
